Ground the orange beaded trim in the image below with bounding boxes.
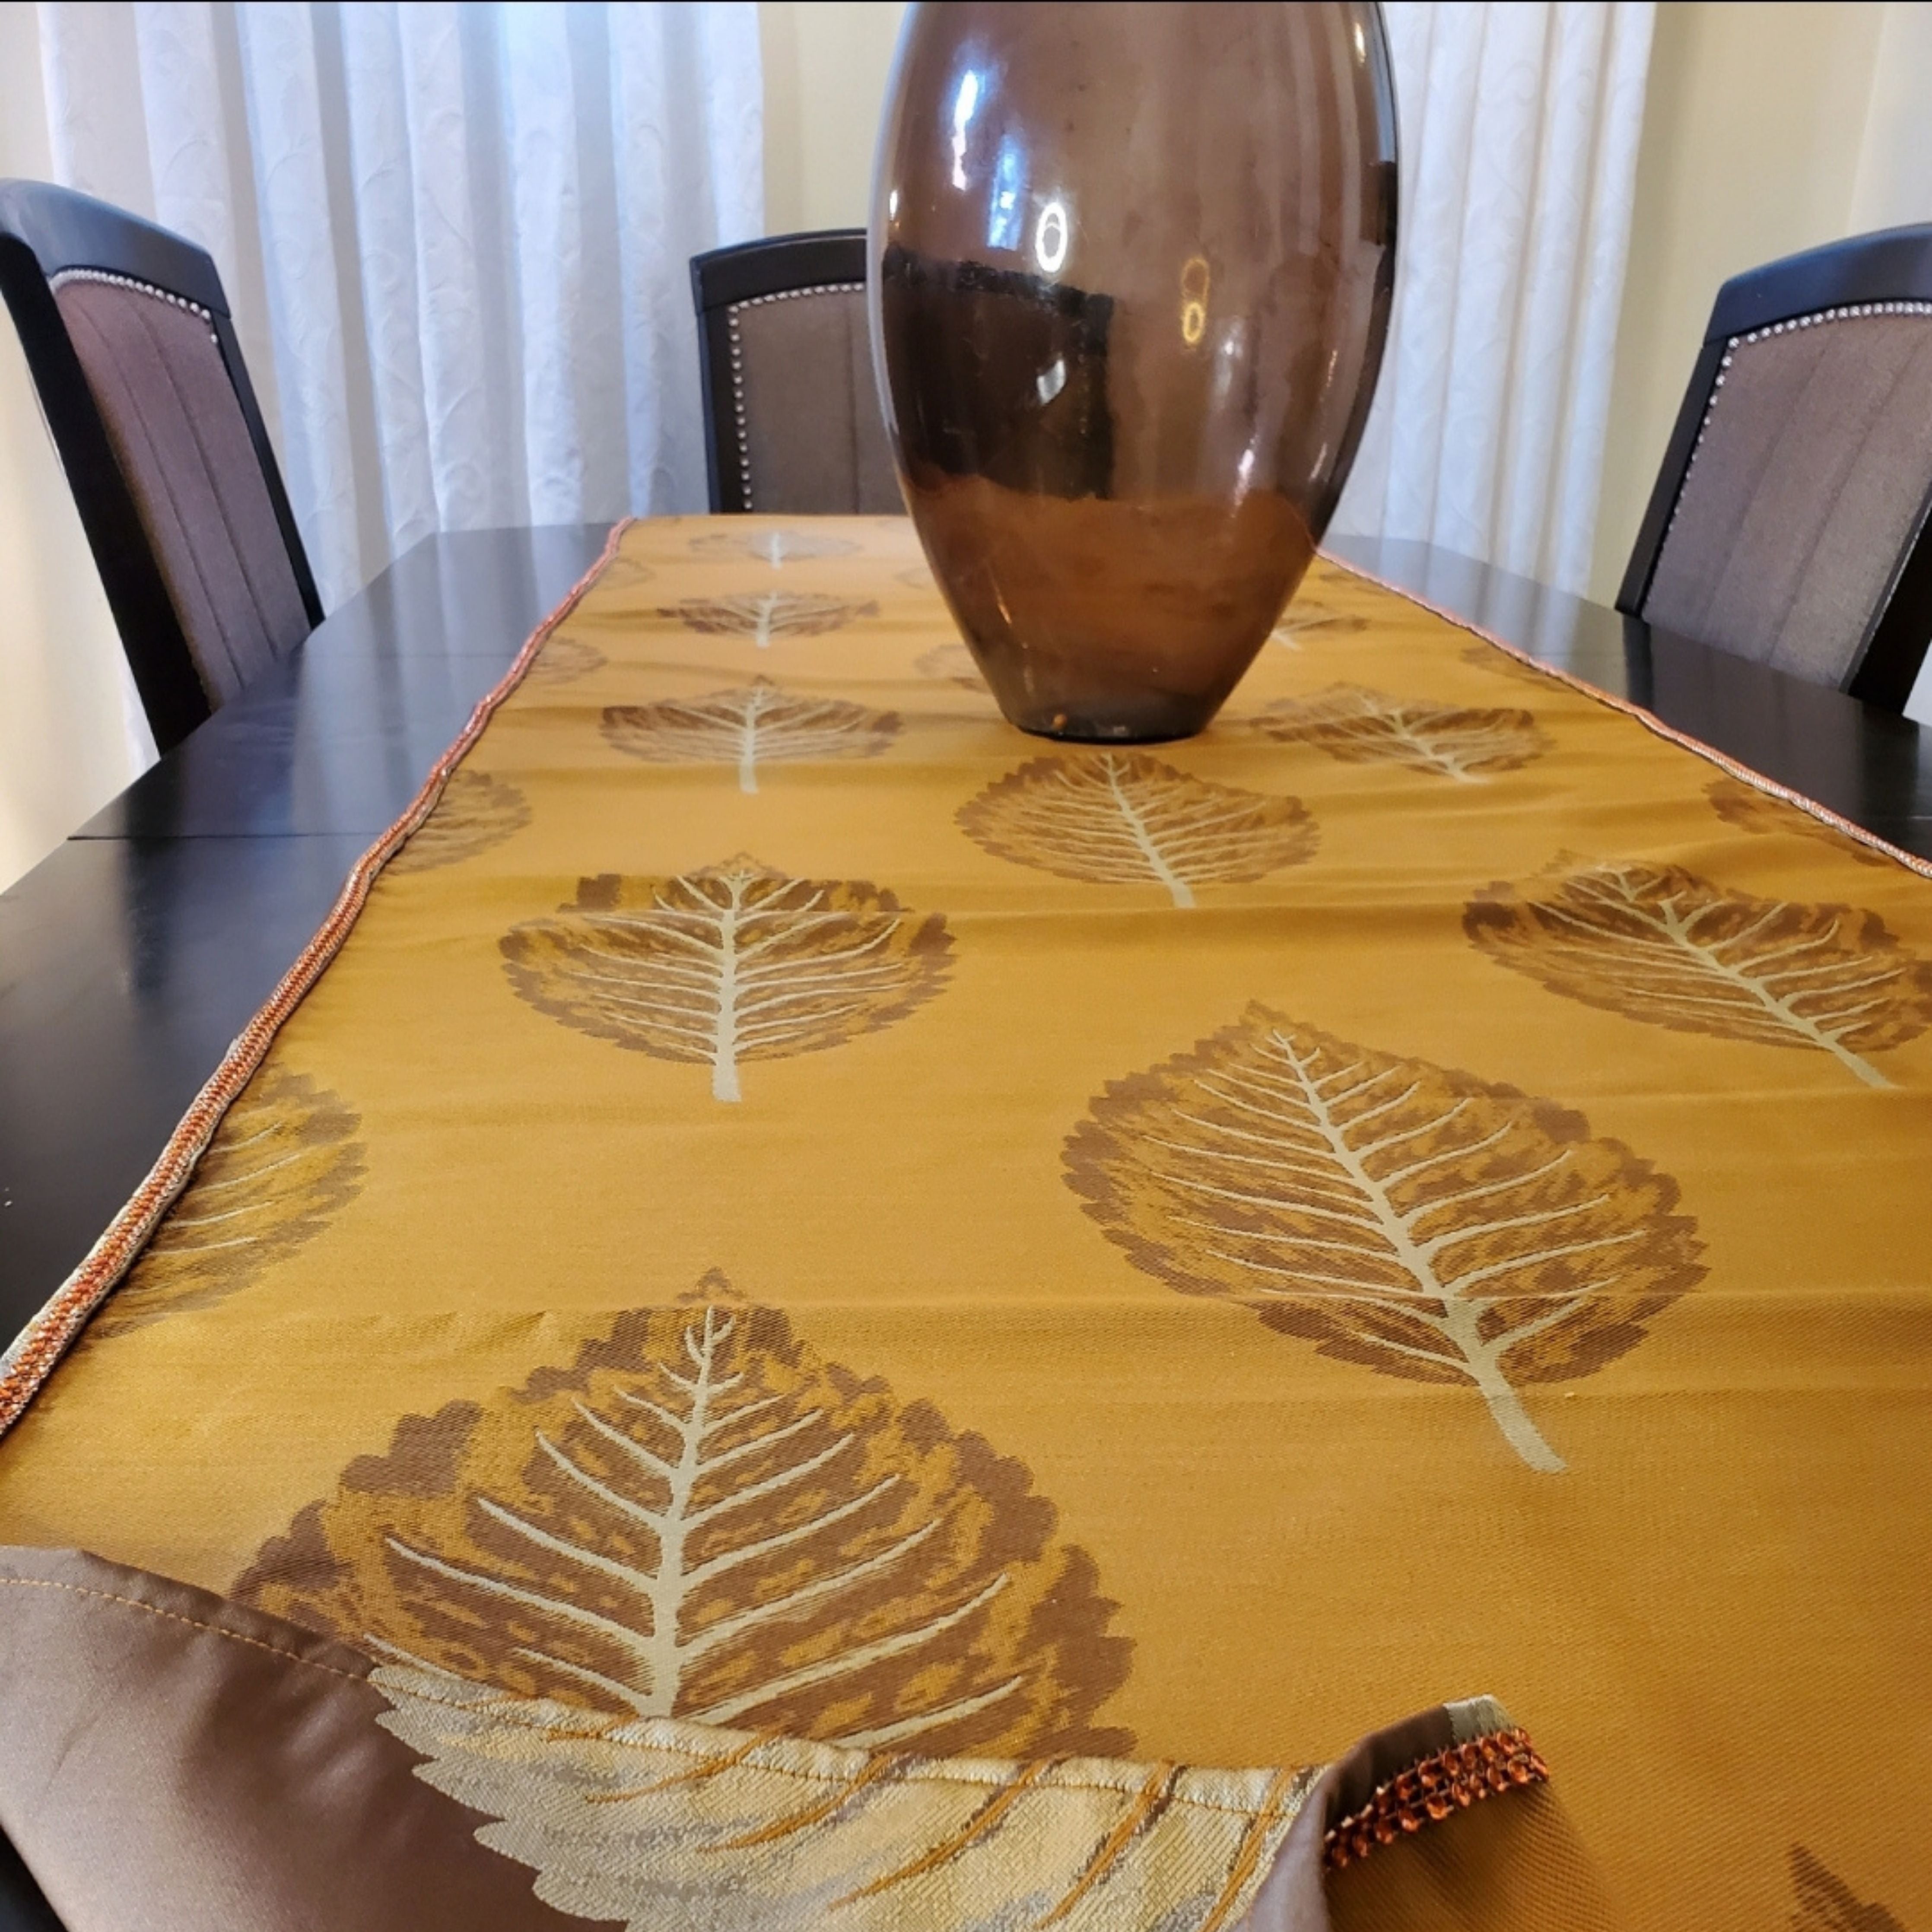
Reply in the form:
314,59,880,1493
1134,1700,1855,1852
1322,1726,1548,1871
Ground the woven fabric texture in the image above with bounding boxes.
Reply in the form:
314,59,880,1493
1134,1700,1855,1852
1,518,1925,1930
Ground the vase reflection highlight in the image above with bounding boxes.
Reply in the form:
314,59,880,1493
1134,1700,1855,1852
870,2,1398,742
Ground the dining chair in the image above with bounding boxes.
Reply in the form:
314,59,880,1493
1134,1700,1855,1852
0,179,322,756
1617,223,1932,712
690,228,903,516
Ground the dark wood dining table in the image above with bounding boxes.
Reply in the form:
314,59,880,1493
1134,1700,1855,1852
6,523,1930,1364
0,521,1928,1927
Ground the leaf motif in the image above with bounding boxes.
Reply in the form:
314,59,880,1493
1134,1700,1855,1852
599,555,656,590
1302,565,1423,620
1256,684,1550,779
389,770,531,874
499,858,952,1101
914,642,991,693
367,1668,1310,1932
93,1068,365,1335
957,754,1318,909
526,632,606,686
602,680,900,794
1706,777,1897,870
1064,1005,1703,1470
687,529,860,567
1465,860,1932,1087
895,563,934,589
659,593,879,647
1459,642,1559,692
1270,601,1368,651
236,1295,1132,1760
1789,1846,1908,1932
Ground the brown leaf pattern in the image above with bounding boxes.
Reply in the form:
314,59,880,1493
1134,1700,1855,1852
659,592,879,648
500,859,951,1101
602,680,900,793
1459,641,1560,691
1706,777,1897,870
525,632,606,686
687,528,860,567
598,555,657,591
94,1068,365,1335
1789,1846,1907,1931
1465,861,1932,1088
389,770,531,874
237,1296,1132,1759
1064,1006,1702,1469
1303,564,1421,617
914,642,990,692
958,754,1318,909
1257,684,1550,779
1270,601,1368,651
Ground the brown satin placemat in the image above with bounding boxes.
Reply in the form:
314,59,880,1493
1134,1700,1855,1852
2,516,1927,1928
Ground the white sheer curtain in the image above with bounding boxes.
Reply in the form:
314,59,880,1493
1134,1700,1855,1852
1331,1,1655,595
32,0,764,611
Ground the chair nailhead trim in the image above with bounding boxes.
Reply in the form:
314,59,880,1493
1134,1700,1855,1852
50,266,220,345
1656,299,1932,561
724,281,865,512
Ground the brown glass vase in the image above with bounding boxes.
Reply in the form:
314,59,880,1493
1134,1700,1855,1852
869,2,1398,741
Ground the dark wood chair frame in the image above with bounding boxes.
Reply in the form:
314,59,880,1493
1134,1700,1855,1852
690,228,869,515
0,179,323,754
1617,222,1932,712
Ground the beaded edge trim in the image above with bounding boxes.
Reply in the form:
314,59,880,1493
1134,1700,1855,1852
1323,1726,1548,1871
0,520,634,1439
49,266,219,345
724,282,865,511
1325,550,1932,883
1659,299,1932,562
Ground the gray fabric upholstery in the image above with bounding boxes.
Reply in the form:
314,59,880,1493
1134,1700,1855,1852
1642,311,1932,687
55,275,310,706
730,286,902,514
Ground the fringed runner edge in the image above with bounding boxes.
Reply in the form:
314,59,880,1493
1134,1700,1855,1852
1324,552,1932,884
0,520,635,1438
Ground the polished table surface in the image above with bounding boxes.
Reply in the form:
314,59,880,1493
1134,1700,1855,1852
3,522,1928,1368
0,526,609,1352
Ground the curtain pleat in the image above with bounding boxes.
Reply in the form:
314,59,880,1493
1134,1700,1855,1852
234,2,362,606
1331,1,1655,595
502,4,585,526
32,1,1645,604
32,0,764,610
395,3,499,537
337,2,437,556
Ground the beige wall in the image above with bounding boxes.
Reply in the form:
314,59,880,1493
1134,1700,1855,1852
1592,2,1899,605
759,1,906,234
1849,1,1932,230
0,5,150,892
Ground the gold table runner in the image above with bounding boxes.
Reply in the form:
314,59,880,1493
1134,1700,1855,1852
3,517,1929,1927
